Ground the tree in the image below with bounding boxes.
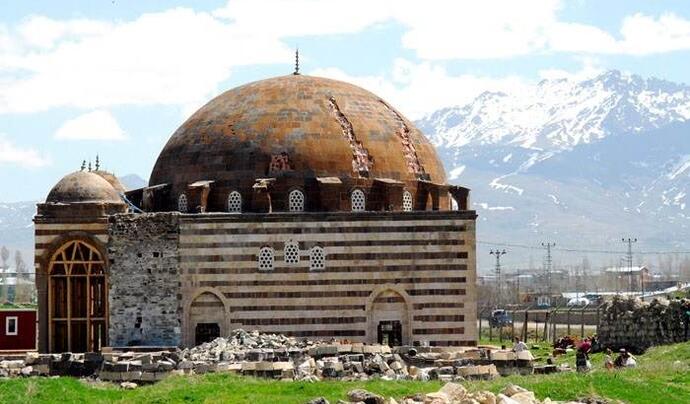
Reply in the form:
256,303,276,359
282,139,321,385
0,245,8,304
14,250,32,304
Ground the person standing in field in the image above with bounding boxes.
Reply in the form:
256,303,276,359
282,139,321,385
604,348,614,370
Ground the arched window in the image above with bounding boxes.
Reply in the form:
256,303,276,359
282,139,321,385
351,189,366,212
288,189,305,212
48,240,107,353
258,246,274,271
402,190,413,212
178,193,188,213
284,241,300,265
227,191,242,213
309,246,326,271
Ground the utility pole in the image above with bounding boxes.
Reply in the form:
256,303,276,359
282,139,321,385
622,238,637,298
541,242,555,301
490,249,507,308
515,267,521,305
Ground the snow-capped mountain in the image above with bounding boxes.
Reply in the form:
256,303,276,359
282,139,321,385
417,70,690,271
0,201,36,264
419,70,690,152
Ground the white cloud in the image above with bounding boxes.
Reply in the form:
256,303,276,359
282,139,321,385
216,1,690,59
54,110,127,141
538,57,604,81
312,59,529,119
0,7,290,114
397,0,560,60
2,2,690,116
17,15,112,49
213,0,393,37
618,13,690,55
0,134,50,168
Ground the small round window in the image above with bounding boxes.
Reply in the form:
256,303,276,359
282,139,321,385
178,194,188,213
228,191,242,213
288,189,305,212
351,189,366,212
402,190,413,212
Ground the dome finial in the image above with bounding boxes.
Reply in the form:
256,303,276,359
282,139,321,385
88,160,92,172
293,47,300,75
81,160,86,171
95,154,100,171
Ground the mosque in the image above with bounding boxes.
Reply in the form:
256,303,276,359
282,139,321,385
34,65,477,353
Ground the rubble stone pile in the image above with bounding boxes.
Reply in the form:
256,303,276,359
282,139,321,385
598,297,690,353
0,330,535,384
309,383,605,404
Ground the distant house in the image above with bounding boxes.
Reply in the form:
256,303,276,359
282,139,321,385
0,265,19,302
0,265,34,304
0,307,37,352
604,266,650,292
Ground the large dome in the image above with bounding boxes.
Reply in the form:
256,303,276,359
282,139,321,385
148,74,450,212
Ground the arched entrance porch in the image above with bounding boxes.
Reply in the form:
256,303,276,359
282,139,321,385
366,287,412,346
47,240,107,353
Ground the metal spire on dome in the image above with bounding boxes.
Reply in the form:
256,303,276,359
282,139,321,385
293,48,300,75
88,160,92,172
81,160,86,171
95,154,100,171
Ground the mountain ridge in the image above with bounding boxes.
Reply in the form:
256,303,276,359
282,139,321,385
416,70,690,270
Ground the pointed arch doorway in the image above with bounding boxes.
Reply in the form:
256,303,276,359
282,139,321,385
367,289,411,346
48,240,108,353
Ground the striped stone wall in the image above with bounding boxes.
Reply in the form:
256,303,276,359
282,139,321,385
34,220,109,266
179,211,477,347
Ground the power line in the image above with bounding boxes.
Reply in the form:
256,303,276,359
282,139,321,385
477,240,690,255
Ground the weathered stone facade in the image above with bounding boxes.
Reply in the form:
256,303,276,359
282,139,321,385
70,210,477,349
34,73,479,353
598,297,690,353
178,210,477,347
107,213,181,347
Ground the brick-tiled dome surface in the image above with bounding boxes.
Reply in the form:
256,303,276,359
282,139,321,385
149,75,447,193
46,171,123,204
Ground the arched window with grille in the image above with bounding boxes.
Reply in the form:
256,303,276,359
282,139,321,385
351,189,366,212
402,190,413,212
227,191,242,213
48,240,107,353
258,246,274,271
284,241,300,265
288,189,305,212
309,246,326,271
178,193,188,213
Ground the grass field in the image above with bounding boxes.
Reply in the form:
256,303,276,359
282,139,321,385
1,342,689,404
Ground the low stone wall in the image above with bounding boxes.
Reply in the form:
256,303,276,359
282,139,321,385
597,297,690,353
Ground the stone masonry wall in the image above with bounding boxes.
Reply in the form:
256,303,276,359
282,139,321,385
598,297,690,353
108,213,181,347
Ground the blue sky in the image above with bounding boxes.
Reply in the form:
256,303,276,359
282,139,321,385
1,0,690,202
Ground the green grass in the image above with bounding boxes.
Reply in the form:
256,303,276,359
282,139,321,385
1,342,689,404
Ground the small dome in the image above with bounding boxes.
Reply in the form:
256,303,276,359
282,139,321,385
46,171,123,204
92,170,127,193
